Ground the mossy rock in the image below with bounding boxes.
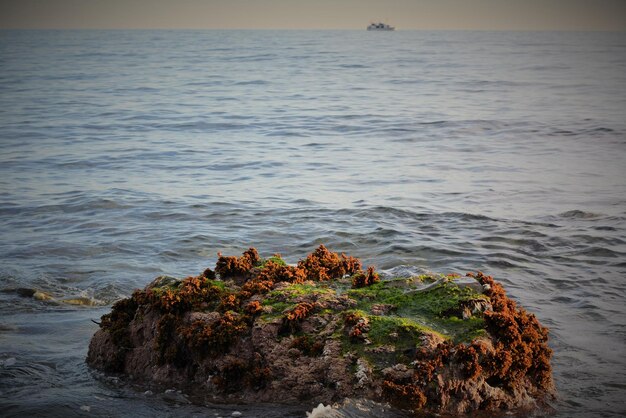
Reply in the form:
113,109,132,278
87,245,555,415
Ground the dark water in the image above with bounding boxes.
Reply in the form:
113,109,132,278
0,30,625,417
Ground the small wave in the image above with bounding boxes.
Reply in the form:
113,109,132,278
183,80,225,87
365,206,431,221
442,211,496,222
379,265,434,279
224,53,277,62
559,210,601,219
151,121,253,131
572,247,622,258
233,80,269,86
0,359,59,383
337,64,369,69
521,64,571,71
548,126,618,137
0,198,133,217
487,259,521,268
264,130,309,138
387,78,425,85
594,226,617,231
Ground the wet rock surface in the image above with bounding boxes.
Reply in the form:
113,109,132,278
87,245,555,415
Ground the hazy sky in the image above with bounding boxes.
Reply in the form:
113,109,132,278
1,0,625,30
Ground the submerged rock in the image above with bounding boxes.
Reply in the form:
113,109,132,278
87,245,555,415
8,287,98,306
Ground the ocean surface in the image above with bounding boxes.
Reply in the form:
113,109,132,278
0,29,625,417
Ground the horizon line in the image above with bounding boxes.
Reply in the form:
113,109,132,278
2,27,625,32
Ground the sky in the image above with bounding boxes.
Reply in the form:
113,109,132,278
1,0,625,30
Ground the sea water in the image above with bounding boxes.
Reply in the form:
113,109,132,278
0,30,625,417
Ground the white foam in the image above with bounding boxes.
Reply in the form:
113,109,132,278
306,403,343,418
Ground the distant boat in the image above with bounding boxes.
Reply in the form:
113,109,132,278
367,22,395,31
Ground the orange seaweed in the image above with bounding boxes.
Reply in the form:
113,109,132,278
180,311,247,358
256,260,307,284
297,244,362,281
280,302,317,334
476,271,553,389
240,279,275,296
244,300,263,316
289,335,324,357
218,293,241,312
382,272,554,410
351,266,380,288
215,247,260,279
382,380,427,410
155,313,179,365
98,297,138,372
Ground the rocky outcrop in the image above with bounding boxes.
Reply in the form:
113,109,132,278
87,245,555,415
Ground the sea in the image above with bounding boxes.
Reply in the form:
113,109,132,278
0,29,625,417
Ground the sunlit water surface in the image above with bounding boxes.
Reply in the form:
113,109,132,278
1,30,625,417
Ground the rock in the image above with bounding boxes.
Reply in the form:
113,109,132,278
148,275,180,289
453,276,487,293
1,357,17,367
33,291,54,301
355,358,372,388
370,304,394,316
10,287,98,306
15,288,36,297
87,245,555,415
61,297,97,306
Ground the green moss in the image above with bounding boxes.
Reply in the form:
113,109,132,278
259,293,298,321
345,281,402,306
368,315,444,345
270,282,334,298
149,283,180,297
446,318,487,343
149,278,226,298
262,282,332,307
338,322,411,369
207,279,227,291
343,279,488,343
262,300,294,313
257,255,288,269
340,308,444,365
256,276,487,343
258,281,337,322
